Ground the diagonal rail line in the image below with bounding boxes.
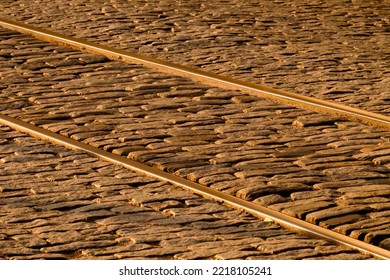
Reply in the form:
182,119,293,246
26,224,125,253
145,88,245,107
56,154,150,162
0,17,389,129
0,113,389,259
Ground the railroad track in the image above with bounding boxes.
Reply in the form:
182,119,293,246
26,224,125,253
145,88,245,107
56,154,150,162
1,0,389,116
0,125,378,260
0,19,389,259
1,113,389,259
0,17,389,129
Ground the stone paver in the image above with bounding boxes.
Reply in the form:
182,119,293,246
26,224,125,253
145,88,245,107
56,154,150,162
0,29,389,249
0,126,374,260
0,0,389,114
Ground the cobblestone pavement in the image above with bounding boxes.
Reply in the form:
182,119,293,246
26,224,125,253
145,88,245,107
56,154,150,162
1,125,374,260
0,29,389,252
0,0,389,114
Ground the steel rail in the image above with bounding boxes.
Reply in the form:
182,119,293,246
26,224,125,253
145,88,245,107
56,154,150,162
0,113,389,259
0,17,389,129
